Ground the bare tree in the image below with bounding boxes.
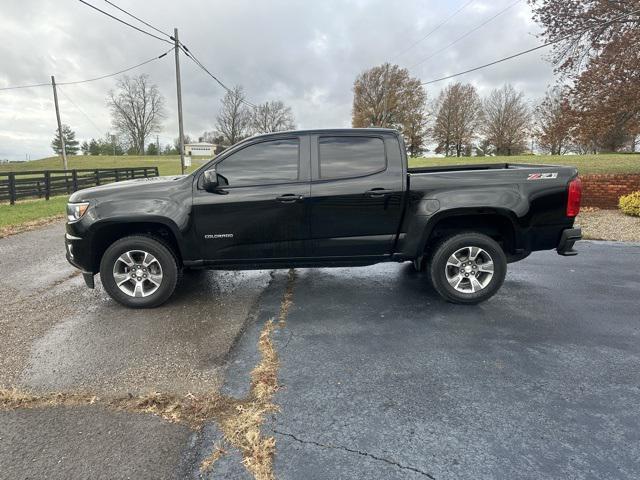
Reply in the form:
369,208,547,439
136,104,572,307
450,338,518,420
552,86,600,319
483,84,531,156
252,100,296,134
352,63,428,154
534,87,573,155
199,131,224,144
216,85,252,146
108,74,165,154
432,83,483,157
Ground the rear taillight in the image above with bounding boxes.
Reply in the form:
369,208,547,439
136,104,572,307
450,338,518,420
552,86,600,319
566,177,582,217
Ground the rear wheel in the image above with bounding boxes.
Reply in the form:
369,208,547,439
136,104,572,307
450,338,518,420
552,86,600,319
100,235,179,308
428,232,506,304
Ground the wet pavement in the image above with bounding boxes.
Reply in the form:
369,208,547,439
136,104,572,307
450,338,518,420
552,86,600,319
208,241,640,479
0,222,274,479
1,222,639,479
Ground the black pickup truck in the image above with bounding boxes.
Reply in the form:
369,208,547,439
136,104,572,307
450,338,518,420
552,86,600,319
65,128,581,308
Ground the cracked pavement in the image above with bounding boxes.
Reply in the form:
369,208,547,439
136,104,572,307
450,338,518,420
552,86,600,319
211,240,640,479
0,222,274,479
1,221,639,479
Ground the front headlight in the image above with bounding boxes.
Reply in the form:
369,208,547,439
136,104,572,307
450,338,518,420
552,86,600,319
66,202,90,222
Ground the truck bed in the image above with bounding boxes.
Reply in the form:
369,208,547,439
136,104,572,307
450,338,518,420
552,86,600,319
407,163,561,174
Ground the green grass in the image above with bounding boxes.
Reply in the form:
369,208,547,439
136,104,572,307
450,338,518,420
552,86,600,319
0,155,208,176
0,195,68,232
0,155,209,232
1,152,638,234
409,153,640,174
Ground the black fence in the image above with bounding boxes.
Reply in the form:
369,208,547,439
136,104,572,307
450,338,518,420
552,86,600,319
0,167,159,204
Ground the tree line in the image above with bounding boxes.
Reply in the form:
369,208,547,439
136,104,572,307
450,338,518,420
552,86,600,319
352,0,639,157
52,76,296,157
352,63,637,158
351,64,537,157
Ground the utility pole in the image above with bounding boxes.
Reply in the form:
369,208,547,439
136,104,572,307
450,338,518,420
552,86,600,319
382,63,389,128
51,76,68,169
156,135,160,155
173,28,186,174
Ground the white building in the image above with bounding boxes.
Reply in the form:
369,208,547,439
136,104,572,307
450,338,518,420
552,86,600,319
184,142,217,157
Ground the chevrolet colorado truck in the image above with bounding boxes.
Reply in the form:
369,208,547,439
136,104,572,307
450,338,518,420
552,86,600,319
65,128,582,308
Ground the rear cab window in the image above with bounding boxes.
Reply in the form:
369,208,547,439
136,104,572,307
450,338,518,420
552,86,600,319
318,136,386,180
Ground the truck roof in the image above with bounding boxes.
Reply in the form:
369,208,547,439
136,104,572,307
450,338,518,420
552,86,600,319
248,128,399,140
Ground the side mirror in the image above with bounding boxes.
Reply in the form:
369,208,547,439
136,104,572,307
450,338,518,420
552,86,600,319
203,169,219,192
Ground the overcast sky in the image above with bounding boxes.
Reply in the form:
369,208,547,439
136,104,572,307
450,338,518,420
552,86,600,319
0,0,555,160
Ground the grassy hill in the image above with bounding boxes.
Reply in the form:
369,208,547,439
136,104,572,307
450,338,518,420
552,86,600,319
0,155,208,176
409,153,640,175
3,153,639,176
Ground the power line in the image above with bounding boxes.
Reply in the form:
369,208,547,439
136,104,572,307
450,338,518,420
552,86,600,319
391,0,475,62
103,0,172,39
412,0,522,69
421,42,553,85
59,48,172,85
179,43,258,108
77,0,173,44
0,82,50,92
57,85,106,137
83,0,258,108
420,7,640,85
0,49,172,92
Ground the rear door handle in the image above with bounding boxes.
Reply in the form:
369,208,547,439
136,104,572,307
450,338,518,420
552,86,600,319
365,188,393,198
276,194,303,203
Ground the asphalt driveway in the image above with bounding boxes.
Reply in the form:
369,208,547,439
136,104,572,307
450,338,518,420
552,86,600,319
1,222,639,479
214,240,640,479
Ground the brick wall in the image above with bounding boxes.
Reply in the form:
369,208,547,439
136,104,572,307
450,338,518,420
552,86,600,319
581,174,640,208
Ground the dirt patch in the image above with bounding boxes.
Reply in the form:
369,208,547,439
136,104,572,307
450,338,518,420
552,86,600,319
0,268,297,480
0,215,65,239
578,208,640,242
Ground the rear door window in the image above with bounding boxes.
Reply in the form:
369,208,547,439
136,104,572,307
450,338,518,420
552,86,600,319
318,136,386,180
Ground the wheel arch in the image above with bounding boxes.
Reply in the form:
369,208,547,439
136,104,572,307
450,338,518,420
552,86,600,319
416,208,520,259
88,218,184,273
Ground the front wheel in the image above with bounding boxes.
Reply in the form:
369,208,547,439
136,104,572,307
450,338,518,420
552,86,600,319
428,232,507,305
100,235,180,308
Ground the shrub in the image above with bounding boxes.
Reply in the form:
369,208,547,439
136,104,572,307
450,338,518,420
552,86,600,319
619,191,640,217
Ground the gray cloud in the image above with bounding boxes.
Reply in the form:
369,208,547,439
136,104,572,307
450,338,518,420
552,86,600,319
0,0,554,160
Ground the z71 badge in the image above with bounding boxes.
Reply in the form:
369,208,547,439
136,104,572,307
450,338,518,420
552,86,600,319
527,172,558,180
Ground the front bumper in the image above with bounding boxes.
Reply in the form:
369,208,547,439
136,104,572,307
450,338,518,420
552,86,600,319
65,230,95,288
557,227,582,256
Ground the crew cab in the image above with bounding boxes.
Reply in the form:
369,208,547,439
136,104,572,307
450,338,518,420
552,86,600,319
65,128,582,308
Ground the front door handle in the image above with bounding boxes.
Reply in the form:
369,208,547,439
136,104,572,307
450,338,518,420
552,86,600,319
364,188,393,198
276,194,303,203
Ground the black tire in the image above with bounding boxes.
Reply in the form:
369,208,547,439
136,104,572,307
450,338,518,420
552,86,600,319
428,232,507,305
99,235,180,308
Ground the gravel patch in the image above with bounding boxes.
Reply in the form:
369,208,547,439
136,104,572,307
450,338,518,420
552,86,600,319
577,209,640,242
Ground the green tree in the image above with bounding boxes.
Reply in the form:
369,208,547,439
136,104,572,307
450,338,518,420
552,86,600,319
88,138,100,155
146,142,158,155
51,124,79,156
81,141,90,155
